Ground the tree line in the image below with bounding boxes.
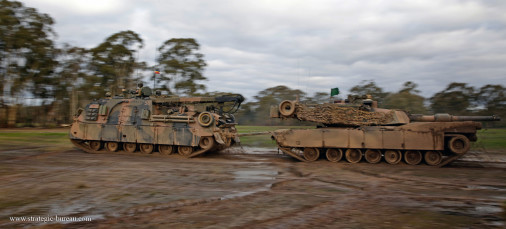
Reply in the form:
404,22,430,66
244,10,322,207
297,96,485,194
234,81,505,127
0,0,208,126
0,0,504,127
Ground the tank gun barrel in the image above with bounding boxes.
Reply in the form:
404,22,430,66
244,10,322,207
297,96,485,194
409,114,501,122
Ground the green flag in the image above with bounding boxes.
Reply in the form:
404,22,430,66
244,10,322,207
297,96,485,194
330,88,340,96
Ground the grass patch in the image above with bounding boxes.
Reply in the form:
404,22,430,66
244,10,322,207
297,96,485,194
0,129,71,151
236,126,506,150
236,125,313,147
473,128,506,151
0,127,503,151
236,125,312,133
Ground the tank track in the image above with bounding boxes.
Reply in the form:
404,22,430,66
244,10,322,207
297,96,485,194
278,146,466,167
70,139,217,158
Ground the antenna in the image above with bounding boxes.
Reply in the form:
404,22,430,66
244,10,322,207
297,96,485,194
297,59,300,90
153,46,156,89
136,48,140,79
306,68,311,99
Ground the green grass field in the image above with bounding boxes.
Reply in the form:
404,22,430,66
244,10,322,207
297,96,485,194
236,126,506,151
0,127,504,151
0,130,70,151
236,125,313,147
474,128,506,151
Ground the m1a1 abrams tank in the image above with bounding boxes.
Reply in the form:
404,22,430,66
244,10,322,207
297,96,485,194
70,86,244,158
270,97,500,166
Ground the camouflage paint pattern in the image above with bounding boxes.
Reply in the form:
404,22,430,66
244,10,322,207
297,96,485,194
70,94,243,157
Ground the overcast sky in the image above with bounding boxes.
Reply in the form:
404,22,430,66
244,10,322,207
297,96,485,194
22,0,506,100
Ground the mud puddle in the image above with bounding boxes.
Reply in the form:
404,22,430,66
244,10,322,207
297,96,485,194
1,147,506,228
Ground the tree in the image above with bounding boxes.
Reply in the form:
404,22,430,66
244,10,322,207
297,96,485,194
383,81,427,114
0,0,57,101
430,83,475,115
476,84,506,113
349,80,389,104
236,85,306,125
475,84,505,127
0,0,57,127
55,44,94,122
155,38,206,96
306,92,330,104
89,30,144,98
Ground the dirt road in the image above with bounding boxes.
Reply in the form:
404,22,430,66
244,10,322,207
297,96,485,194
1,146,505,228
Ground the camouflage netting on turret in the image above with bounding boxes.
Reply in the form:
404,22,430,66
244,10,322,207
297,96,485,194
295,103,395,126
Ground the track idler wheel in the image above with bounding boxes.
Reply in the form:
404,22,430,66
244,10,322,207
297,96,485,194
199,136,215,150
140,144,154,154
105,142,119,152
159,145,174,155
448,135,470,155
124,143,137,153
345,149,362,163
279,100,296,117
178,146,193,156
303,148,320,161
424,151,443,166
404,150,422,165
89,141,103,151
384,150,402,164
364,149,382,164
326,149,343,162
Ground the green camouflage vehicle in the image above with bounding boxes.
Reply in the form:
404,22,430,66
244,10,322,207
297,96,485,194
70,87,244,158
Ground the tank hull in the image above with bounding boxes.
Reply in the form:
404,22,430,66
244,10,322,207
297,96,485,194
70,97,239,157
272,121,481,166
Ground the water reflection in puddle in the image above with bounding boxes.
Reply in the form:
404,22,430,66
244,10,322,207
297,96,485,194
233,170,278,182
219,169,278,200
220,184,273,200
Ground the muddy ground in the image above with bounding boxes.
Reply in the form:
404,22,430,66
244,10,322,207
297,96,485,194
1,146,505,228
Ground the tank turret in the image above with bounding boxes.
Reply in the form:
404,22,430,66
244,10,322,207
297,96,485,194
70,87,244,158
270,98,500,167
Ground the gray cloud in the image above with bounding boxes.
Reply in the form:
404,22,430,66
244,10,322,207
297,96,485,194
23,0,506,100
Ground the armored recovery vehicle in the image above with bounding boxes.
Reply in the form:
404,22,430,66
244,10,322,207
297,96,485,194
270,98,500,166
70,88,244,158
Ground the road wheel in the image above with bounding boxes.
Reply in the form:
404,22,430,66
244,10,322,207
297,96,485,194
89,141,103,151
364,149,382,164
105,142,119,152
178,146,193,156
139,144,154,154
448,135,470,154
199,136,215,150
326,148,343,162
424,151,443,166
124,143,137,153
159,145,174,155
384,150,402,164
404,150,422,165
303,148,320,162
345,149,362,163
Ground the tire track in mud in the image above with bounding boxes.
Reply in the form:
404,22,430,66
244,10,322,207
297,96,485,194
234,195,367,229
72,161,301,224
0,148,69,161
339,166,506,192
0,150,117,187
269,163,506,228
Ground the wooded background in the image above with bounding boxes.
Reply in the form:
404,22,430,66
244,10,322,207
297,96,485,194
1,0,504,127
